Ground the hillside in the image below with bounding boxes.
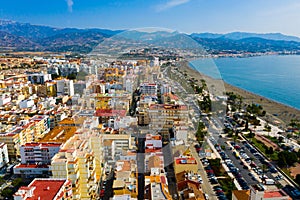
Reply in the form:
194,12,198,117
1,19,300,53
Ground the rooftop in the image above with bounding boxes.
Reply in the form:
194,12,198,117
264,190,289,199
233,190,250,200
14,178,69,200
39,126,77,143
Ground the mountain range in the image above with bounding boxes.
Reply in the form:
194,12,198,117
1,19,300,53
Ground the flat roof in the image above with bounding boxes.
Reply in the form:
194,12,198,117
264,190,288,198
15,179,68,200
39,126,77,143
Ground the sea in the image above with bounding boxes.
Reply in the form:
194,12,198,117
189,55,300,110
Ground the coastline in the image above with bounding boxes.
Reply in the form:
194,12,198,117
180,63,300,128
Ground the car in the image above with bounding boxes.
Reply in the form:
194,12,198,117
243,165,250,170
243,185,250,190
100,189,105,197
216,190,224,195
210,178,218,184
213,186,223,191
275,175,283,180
269,167,277,173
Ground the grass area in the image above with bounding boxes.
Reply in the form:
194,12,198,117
250,138,278,161
208,158,226,177
219,177,237,199
265,136,279,144
281,168,293,179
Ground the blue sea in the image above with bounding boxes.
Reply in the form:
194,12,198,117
189,55,300,110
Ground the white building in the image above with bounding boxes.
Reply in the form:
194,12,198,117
19,99,35,109
0,143,9,168
0,94,11,106
160,84,172,95
140,83,157,96
13,164,50,178
20,142,62,164
56,79,74,96
27,73,52,84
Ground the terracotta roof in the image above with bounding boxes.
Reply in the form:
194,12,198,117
264,190,288,199
14,179,68,200
95,109,126,117
233,190,250,200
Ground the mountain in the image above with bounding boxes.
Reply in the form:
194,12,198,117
0,31,40,50
191,31,300,42
1,19,300,53
192,37,300,53
0,19,122,39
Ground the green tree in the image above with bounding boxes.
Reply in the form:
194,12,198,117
278,151,298,167
295,174,300,185
1,188,14,198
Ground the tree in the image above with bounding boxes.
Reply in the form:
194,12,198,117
266,147,274,155
278,151,298,167
245,120,249,132
278,136,284,143
296,174,300,185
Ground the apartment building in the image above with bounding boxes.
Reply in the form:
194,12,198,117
13,178,72,200
148,104,189,136
20,142,61,164
140,83,157,96
0,143,9,168
56,79,74,96
51,132,103,200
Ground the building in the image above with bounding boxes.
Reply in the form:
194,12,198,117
56,79,74,96
0,94,11,106
250,184,292,200
0,127,22,160
140,83,157,96
113,160,137,198
232,190,250,200
102,134,134,164
144,170,172,200
0,143,9,168
148,104,189,137
19,99,35,109
13,164,50,178
13,178,72,200
27,73,52,84
20,142,62,164
51,132,103,200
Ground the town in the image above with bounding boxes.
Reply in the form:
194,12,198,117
0,49,299,200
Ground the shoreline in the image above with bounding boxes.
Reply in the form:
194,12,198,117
180,63,300,128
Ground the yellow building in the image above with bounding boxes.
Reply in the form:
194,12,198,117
51,132,103,200
0,128,21,160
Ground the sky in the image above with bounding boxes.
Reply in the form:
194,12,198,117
1,0,300,36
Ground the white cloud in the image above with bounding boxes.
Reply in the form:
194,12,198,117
156,0,190,12
66,0,74,12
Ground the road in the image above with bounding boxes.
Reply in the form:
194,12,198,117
190,143,218,200
137,134,146,200
163,142,179,200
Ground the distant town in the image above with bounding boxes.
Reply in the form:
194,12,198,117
0,46,299,200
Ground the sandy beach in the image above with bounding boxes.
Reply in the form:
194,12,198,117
180,62,300,128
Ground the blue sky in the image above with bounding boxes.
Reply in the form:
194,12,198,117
1,0,300,36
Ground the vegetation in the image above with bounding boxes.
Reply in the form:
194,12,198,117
208,158,225,176
195,121,207,142
295,174,300,186
246,103,266,117
250,138,278,161
277,151,298,167
226,92,243,111
218,178,236,199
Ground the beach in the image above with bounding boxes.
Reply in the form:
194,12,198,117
180,62,300,128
